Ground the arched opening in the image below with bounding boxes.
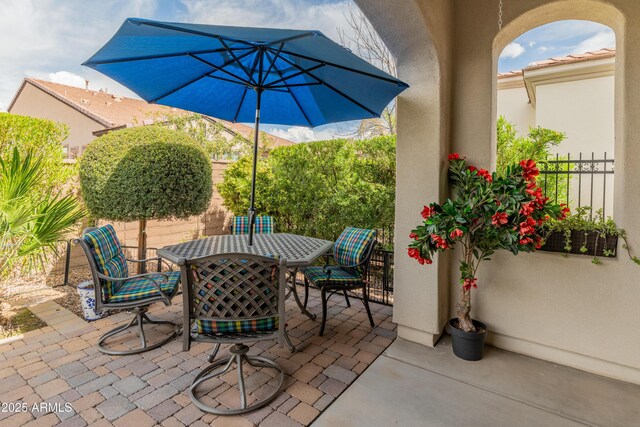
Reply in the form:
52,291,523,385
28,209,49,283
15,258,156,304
496,20,616,217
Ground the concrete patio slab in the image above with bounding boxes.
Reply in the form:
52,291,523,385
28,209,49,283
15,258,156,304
314,337,640,427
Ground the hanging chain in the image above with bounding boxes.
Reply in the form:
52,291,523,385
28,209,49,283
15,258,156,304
498,0,503,30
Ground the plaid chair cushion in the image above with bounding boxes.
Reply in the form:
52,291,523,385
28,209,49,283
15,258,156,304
333,227,376,273
107,271,180,304
232,216,274,235
301,265,364,287
83,225,129,300
194,316,278,334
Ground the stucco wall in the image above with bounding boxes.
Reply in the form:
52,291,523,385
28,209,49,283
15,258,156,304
454,0,638,384
359,0,640,385
496,84,535,134
8,83,105,153
536,76,615,156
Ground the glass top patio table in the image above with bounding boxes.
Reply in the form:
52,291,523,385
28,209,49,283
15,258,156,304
157,233,334,268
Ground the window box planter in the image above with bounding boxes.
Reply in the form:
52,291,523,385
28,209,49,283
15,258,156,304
540,230,618,257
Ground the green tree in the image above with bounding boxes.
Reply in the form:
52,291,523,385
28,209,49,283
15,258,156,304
163,113,275,160
0,148,85,278
79,126,213,270
218,136,396,247
0,113,74,189
496,116,569,205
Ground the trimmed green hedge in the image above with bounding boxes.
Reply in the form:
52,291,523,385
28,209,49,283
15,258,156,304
218,136,396,247
79,126,213,222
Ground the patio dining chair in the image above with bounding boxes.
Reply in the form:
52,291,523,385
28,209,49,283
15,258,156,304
230,215,274,235
74,224,181,355
301,227,377,336
181,253,293,415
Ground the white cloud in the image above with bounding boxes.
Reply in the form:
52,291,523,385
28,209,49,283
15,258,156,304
0,0,159,110
178,0,352,41
47,71,87,88
528,41,536,47
571,30,616,54
538,46,548,53
500,42,525,59
267,126,335,142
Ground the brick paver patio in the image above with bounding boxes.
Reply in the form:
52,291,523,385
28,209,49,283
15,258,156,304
0,287,395,426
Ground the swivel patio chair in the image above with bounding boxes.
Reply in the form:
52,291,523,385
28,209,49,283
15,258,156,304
182,254,293,415
301,227,377,336
181,253,292,415
74,224,181,355
230,215,274,235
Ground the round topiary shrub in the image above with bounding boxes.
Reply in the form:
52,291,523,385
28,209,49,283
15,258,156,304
80,125,212,220
79,125,213,268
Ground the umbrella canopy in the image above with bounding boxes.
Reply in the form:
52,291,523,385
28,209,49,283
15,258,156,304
84,18,409,244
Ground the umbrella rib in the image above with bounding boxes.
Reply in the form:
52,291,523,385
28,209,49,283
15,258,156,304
264,51,313,127
275,53,378,117
205,74,251,85
233,87,249,122
83,47,251,66
148,74,208,103
131,19,256,47
264,63,325,88
267,82,322,89
260,43,284,86
266,31,318,46
189,53,254,85
277,49,407,86
218,38,256,85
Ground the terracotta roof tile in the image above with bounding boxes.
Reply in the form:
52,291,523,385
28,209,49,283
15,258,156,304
499,47,615,77
22,78,294,147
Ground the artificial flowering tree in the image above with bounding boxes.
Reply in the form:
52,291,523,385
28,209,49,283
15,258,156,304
408,153,570,333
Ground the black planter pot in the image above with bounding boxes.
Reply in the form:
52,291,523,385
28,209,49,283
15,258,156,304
448,318,487,361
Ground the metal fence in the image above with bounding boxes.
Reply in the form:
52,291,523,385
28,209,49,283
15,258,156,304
539,152,614,217
366,247,394,306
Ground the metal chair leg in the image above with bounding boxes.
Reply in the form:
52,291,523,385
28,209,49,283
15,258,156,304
97,307,180,356
207,343,221,363
189,343,284,415
303,277,310,309
343,290,351,307
319,287,328,336
362,284,375,328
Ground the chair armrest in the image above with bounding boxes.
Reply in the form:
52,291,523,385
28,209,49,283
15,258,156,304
125,256,172,272
95,271,172,300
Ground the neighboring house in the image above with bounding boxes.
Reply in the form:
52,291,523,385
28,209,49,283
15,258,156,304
7,78,294,158
497,48,615,215
497,48,615,157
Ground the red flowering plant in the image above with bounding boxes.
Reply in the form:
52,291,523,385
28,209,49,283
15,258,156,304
408,153,569,333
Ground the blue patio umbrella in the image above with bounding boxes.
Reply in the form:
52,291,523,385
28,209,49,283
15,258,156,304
83,18,408,245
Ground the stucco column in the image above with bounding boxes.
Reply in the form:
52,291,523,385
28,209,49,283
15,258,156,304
356,0,453,346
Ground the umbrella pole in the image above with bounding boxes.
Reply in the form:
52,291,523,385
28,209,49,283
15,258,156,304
248,88,263,246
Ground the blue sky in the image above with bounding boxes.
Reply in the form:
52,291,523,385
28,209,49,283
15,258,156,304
498,20,615,72
0,1,616,141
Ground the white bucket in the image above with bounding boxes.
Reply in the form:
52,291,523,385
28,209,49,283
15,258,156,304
77,281,103,321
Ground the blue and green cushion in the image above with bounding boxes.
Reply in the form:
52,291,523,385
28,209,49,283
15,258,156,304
83,224,129,300
333,227,376,274
194,316,278,335
232,216,274,235
107,271,181,303
301,265,364,287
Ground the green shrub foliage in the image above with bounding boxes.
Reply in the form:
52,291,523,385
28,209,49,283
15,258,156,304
218,136,396,245
1,148,85,277
0,113,73,189
79,126,213,222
